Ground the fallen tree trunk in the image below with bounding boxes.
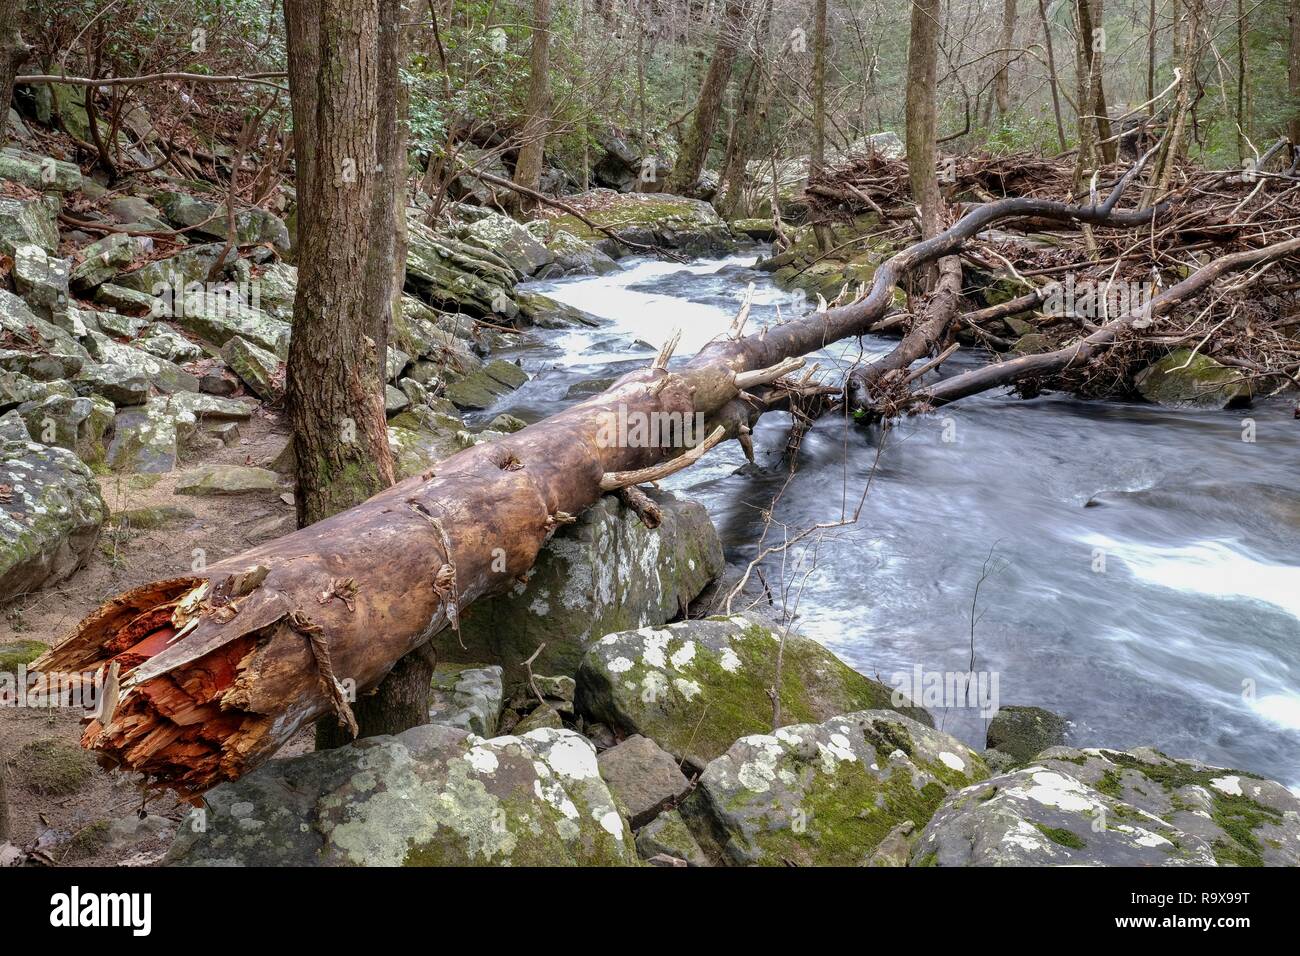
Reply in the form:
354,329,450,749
34,164,1167,796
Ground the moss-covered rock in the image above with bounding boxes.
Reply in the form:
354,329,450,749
913,746,1300,866
16,738,95,795
428,665,504,736
1134,349,1253,409
175,464,282,496
636,808,711,865
985,705,1068,764
679,710,985,866
221,335,282,399
0,440,107,602
0,146,81,194
17,394,114,467
537,189,736,257
447,490,723,684
577,615,932,771
0,638,49,671
164,725,636,866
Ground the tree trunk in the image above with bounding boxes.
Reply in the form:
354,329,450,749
1038,0,1068,150
809,0,828,178
285,0,395,529
1290,0,1300,145
0,743,9,843
716,0,773,218
36,174,1169,796
993,0,1016,118
513,0,551,195
0,0,26,148
666,0,744,195
906,0,941,262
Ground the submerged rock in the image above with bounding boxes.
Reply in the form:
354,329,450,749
681,710,986,866
577,614,931,770
912,746,1300,866
1135,349,1253,409
0,440,107,602
447,489,723,682
165,725,636,866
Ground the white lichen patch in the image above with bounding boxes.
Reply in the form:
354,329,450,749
1019,770,1104,814
1210,775,1243,796
669,640,696,669
938,751,967,772
718,646,742,673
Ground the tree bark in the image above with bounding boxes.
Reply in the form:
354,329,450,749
1038,0,1068,151
35,168,1168,796
1290,0,1300,145
809,0,828,178
993,0,1016,118
906,0,941,291
666,0,744,194
285,0,395,529
513,0,551,195
0,0,26,148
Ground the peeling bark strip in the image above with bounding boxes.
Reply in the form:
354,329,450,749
36,165,1170,796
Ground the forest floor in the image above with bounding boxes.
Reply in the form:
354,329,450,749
0,410,320,865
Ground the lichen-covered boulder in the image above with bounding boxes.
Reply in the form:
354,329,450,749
12,244,70,319
164,725,636,866
0,290,86,358
0,147,81,194
175,299,290,356
17,394,114,468
577,615,931,770
636,809,710,865
681,710,986,866
113,242,237,295
175,464,281,496
220,335,282,399
456,208,555,277
529,223,620,275
1135,350,1253,409
86,333,199,395
70,234,153,292
447,490,723,683
912,746,1300,867
105,397,200,473
0,195,59,257
405,216,519,318
515,290,602,329
428,665,505,737
156,191,290,252
0,440,107,602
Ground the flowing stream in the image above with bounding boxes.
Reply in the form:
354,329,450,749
493,251,1300,789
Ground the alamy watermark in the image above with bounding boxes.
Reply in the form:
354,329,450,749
890,665,1000,718
595,403,708,449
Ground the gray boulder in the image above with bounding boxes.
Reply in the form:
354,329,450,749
682,710,987,866
220,336,282,399
0,440,107,602
17,394,114,467
0,146,81,193
597,735,691,828
69,234,153,292
446,489,723,682
911,746,1300,866
164,725,636,866
427,665,505,736
12,244,70,319
0,195,59,257
577,614,931,771
635,809,710,866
